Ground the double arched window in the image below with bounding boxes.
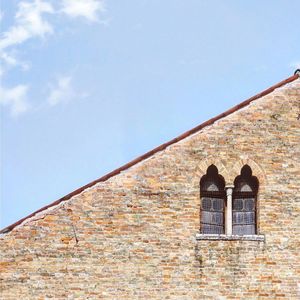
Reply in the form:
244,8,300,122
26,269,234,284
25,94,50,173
200,164,259,235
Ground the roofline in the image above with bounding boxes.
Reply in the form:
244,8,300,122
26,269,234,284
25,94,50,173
1,73,299,234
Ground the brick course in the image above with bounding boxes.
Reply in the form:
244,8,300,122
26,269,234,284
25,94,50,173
1,78,299,299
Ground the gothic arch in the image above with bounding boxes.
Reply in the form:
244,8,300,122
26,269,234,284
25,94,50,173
231,158,266,186
195,157,230,184
194,156,266,207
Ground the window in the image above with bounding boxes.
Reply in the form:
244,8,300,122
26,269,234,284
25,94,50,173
232,165,258,235
200,165,226,234
199,164,260,238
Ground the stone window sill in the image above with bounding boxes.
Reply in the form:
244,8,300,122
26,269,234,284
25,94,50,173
196,234,265,242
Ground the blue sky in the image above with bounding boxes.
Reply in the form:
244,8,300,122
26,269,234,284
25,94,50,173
1,0,300,228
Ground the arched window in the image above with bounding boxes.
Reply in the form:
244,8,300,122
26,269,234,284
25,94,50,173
233,165,259,235
200,165,225,234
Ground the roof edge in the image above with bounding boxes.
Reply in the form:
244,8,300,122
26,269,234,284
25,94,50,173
1,73,299,234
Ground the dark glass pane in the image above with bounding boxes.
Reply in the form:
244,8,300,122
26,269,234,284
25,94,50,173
232,224,255,235
233,199,243,210
201,224,224,234
212,199,224,211
202,198,212,210
211,212,223,225
233,212,255,225
201,211,223,225
245,198,255,211
233,212,244,224
201,211,212,223
244,212,255,224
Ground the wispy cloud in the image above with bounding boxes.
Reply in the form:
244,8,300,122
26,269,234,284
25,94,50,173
0,52,30,70
1,0,105,117
0,0,106,67
289,61,300,70
48,75,75,106
0,0,54,74
0,0,54,52
0,84,30,117
61,0,106,22
0,1,41,118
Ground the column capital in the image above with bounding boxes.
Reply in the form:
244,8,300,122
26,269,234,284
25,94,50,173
225,185,234,196
225,184,234,189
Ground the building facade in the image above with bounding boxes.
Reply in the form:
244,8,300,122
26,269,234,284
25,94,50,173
1,74,300,299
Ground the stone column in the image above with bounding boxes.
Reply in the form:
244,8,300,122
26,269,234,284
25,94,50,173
225,185,234,235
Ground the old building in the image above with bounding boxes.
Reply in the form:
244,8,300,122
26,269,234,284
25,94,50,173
1,72,300,299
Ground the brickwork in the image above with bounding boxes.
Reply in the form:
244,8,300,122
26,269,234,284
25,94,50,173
1,78,300,299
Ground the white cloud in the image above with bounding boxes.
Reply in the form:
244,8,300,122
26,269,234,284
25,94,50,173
0,0,102,117
0,0,106,69
48,75,74,106
0,84,30,117
0,0,54,75
0,0,54,51
61,0,105,22
0,52,30,70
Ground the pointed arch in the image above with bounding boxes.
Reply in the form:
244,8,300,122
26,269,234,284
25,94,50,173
232,158,266,185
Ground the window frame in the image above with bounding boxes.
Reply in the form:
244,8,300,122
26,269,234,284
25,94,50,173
232,165,259,235
198,164,263,240
200,165,226,234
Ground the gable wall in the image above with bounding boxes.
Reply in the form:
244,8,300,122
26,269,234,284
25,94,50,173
1,79,299,299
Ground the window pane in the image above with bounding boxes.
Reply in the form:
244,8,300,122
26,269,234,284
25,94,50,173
233,211,244,224
233,212,255,224
233,224,255,235
201,211,212,223
245,199,255,211
201,224,224,234
233,199,243,210
244,212,255,224
201,211,223,225
212,198,224,211
212,212,223,224
202,198,212,210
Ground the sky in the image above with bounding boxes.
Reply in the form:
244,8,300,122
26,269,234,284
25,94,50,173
0,0,300,229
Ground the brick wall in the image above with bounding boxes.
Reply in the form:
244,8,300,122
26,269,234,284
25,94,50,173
1,79,299,299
